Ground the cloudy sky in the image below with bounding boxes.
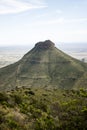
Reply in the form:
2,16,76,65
0,0,87,46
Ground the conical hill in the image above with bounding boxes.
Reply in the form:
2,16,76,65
0,40,87,91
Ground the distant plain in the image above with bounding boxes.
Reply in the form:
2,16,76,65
0,43,87,68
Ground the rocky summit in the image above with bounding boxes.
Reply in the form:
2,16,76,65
35,40,55,50
0,40,87,91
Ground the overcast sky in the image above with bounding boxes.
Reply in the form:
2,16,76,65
0,0,87,46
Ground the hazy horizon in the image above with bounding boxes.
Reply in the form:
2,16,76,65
0,0,87,68
0,42,87,68
0,0,87,46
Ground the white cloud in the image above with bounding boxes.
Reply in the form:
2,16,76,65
44,17,64,24
30,17,65,26
0,0,47,15
56,9,62,14
34,17,87,26
46,18,87,25
65,18,87,23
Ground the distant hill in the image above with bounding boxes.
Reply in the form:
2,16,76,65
0,40,87,91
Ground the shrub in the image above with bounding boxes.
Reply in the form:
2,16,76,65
13,94,22,104
0,92,8,102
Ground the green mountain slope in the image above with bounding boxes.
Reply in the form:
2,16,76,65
0,40,87,91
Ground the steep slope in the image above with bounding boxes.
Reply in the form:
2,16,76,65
0,40,87,91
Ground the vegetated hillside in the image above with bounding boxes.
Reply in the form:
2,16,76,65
0,87,87,130
0,40,87,91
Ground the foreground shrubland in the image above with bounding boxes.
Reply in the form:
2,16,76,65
0,87,87,130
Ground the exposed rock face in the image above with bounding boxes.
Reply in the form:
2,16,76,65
35,40,55,50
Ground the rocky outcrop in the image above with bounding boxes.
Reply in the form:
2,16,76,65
35,40,55,50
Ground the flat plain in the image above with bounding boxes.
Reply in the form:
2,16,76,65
0,45,87,68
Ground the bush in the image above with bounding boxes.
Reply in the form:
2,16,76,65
0,92,8,102
25,90,35,95
13,94,22,104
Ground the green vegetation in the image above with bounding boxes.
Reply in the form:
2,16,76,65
0,40,87,90
0,41,87,129
0,87,87,130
